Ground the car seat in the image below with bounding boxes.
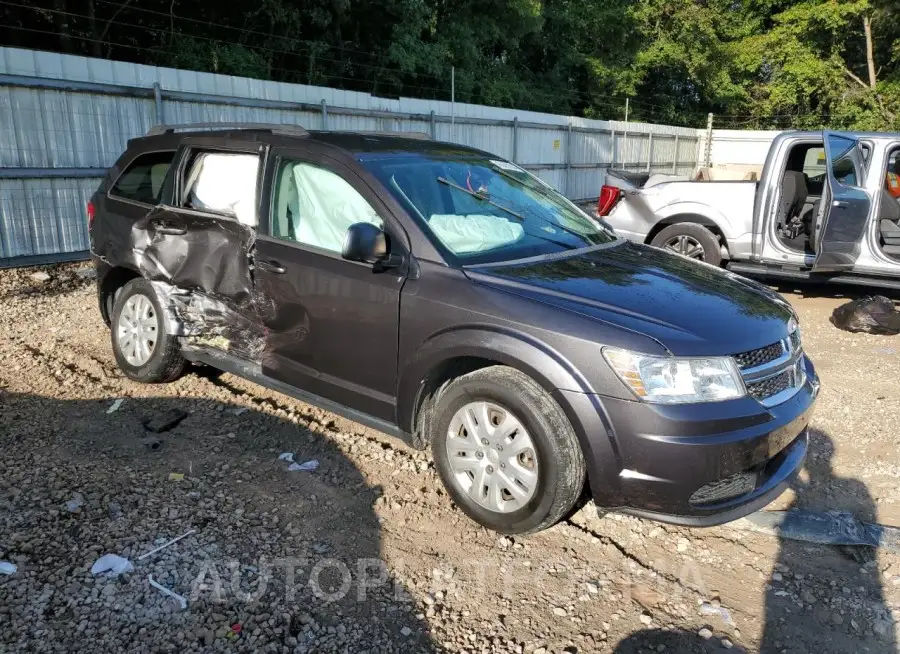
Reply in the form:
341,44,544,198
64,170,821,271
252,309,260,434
879,188,900,256
777,171,809,239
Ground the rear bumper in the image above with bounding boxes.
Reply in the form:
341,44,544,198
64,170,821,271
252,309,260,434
559,356,819,526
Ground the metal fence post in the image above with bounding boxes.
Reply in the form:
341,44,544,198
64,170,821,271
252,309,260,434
704,113,714,168
430,110,436,140
565,122,573,197
321,99,328,130
673,135,679,173
610,128,615,167
647,131,653,172
512,117,518,163
152,82,164,125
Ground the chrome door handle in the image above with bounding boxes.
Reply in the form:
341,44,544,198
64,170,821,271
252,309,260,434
832,200,849,209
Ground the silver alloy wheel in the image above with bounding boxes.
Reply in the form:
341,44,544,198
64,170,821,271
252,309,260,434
664,234,705,260
445,401,539,513
116,294,158,367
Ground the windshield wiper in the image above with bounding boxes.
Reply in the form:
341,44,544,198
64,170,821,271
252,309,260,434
487,166,612,240
437,176,524,221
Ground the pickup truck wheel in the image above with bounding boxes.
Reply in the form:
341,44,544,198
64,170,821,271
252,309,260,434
431,366,586,535
111,278,186,383
651,223,722,266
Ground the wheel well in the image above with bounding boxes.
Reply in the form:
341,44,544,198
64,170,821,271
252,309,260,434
646,215,729,253
100,267,141,325
410,356,502,449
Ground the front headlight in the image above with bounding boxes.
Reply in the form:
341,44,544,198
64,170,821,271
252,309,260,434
603,348,746,404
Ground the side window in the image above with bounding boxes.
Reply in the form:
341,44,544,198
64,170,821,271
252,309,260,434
801,147,825,178
799,146,826,196
271,159,383,253
110,151,175,205
883,147,900,200
827,134,861,187
182,151,260,226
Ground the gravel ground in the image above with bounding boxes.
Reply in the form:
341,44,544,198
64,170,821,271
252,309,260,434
0,264,899,654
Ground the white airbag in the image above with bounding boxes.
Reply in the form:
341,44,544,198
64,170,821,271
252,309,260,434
189,153,260,226
291,164,382,252
429,214,523,254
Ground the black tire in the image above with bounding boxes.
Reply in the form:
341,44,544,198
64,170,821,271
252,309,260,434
431,366,586,535
110,278,186,383
650,222,723,266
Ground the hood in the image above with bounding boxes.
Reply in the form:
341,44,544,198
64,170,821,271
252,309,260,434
464,241,795,357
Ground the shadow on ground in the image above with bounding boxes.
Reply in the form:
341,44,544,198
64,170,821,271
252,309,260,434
612,429,897,654
0,390,437,653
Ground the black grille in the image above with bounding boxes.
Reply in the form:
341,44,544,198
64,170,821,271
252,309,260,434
747,369,791,400
734,342,784,369
690,471,758,506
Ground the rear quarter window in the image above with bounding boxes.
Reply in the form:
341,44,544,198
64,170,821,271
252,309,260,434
109,151,176,205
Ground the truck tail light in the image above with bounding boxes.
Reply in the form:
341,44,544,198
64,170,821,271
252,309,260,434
87,201,95,230
597,185,622,217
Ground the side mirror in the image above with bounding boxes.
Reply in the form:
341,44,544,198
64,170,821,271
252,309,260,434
342,222,388,264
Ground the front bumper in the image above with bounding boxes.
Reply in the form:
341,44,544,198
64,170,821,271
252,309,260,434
558,356,819,527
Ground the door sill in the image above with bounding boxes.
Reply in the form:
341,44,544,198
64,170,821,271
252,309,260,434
728,261,900,290
182,346,415,446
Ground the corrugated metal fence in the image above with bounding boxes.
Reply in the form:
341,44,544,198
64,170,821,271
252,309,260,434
0,47,702,265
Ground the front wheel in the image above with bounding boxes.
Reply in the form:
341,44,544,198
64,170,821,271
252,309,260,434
650,222,723,266
431,366,586,535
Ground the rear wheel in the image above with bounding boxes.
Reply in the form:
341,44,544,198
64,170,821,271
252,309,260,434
431,366,586,535
111,278,186,383
650,222,722,266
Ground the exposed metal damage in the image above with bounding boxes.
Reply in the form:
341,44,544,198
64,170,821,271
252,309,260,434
107,210,268,363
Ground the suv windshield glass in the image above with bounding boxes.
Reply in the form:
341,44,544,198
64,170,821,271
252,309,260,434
360,153,616,264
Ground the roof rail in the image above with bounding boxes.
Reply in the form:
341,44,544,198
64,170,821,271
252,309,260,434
146,122,309,137
338,130,431,140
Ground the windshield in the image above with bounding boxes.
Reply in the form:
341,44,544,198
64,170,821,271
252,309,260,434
360,153,617,265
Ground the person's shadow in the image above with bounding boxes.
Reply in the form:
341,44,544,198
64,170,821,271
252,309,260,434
0,390,438,653
611,429,896,653
759,429,896,653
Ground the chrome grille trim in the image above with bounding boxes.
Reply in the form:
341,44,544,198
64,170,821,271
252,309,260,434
734,327,805,407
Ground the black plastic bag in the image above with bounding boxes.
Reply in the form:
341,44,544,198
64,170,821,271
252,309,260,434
831,295,900,335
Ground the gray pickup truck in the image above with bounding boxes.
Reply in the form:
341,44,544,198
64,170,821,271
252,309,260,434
600,130,900,290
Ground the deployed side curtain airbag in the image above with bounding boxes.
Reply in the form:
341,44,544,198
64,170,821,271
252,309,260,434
429,214,524,254
291,163,382,252
189,153,260,226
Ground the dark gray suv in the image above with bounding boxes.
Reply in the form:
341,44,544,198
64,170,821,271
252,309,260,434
89,124,819,534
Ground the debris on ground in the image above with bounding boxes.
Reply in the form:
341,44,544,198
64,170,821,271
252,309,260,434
141,408,188,433
65,492,85,512
90,554,134,577
148,575,188,610
142,436,162,451
733,510,900,552
700,601,735,627
29,271,51,283
106,398,124,414
0,562,16,575
279,451,319,471
831,296,900,335
288,459,320,472
137,529,196,561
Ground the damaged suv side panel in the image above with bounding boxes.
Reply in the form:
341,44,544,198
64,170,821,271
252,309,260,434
93,138,267,362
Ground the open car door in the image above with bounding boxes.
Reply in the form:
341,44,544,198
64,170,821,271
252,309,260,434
811,131,871,271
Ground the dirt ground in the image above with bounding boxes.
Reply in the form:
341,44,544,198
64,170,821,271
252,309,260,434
0,264,898,654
